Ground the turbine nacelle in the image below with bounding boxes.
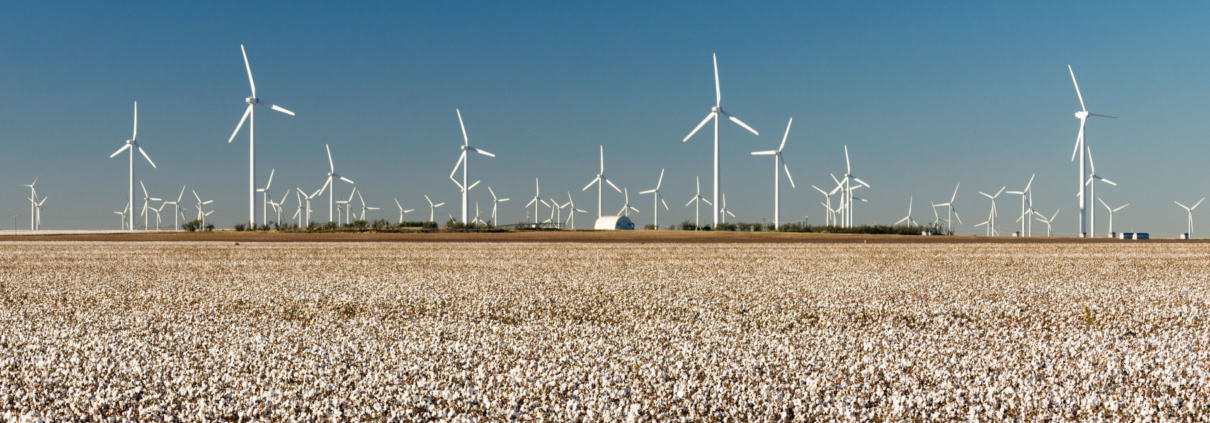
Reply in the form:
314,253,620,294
246,97,257,105
1075,111,1088,119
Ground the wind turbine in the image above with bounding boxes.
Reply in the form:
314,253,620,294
812,185,834,226
269,190,289,225
488,187,508,226
582,145,621,218
114,204,129,230
1176,198,1204,238
192,190,214,228
109,102,156,231
682,53,760,227
935,183,962,234
471,202,486,227
425,195,445,223
357,191,378,221
315,144,354,223
228,45,295,227
163,186,186,230
32,196,47,230
1068,65,1116,237
1006,174,1035,236
336,188,356,225
20,170,41,230
839,146,869,227
139,182,161,231
525,179,543,226
1098,198,1128,237
450,109,495,223
1035,209,1060,237
894,197,917,227
719,193,736,224
1084,146,1116,236
564,191,587,229
143,202,165,231
639,169,669,229
617,188,639,217
255,169,275,226
978,187,1005,236
751,118,795,227
685,176,712,230
394,199,415,224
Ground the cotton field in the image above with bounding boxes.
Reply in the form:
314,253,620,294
1,242,1209,421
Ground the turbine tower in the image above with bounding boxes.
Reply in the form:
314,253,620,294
1068,65,1115,237
582,145,621,218
450,109,495,223
1098,198,1128,237
935,183,962,234
488,187,508,226
682,53,759,227
1084,146,1116,236
228,45,295,227
314,144,354,223
525,179,542,226
109,102,156,231
750,118,796,227
685,176,712,230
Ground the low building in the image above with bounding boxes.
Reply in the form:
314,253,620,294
594,215,634,230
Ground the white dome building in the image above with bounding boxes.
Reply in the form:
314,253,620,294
593,215,634,230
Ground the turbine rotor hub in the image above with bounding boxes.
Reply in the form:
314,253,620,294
1075,111,1089,119
246,97,257,105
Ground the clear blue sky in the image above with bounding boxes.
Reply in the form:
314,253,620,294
2,2,1208,235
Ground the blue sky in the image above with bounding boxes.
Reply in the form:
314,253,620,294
2,2,1209,235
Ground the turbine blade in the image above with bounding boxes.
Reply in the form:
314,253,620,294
326,144,335,172
639,189,656,194
340,176,354,184
701,198,713,206
474,148,495,157
242,44,256,98
467,180,480,191
132,102,138,140
684,112,714,142
657,168,664,189
661,197,669,210
110,144,131,158
456,109,469,146
266,169,275,188
605,178,621,193
779,118,792,151
1071,119,1085,161
783,164,795,188
726,113,759,136
713,53,720,106
269,104,295,116
751,150,777,155
1068,64,1085,112
229,105,252,143
139,147,156,168
582,177,599,192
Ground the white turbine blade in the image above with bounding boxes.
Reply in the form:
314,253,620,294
316,178,331,197
395,198,403,211
340,176,354,184
844,145,851,173
1006,191,1023,195
656,168,664,189
1087,146,1097,173
639,189,656,194
229,105,252,143
582,177,599,192
241,45,256,97
723,112,759,136
1068,64,1085,112
783,164,795,188
326,144,335,172
1071,120,1085,161
539,199,549,207
954,211,962,225
266,169,275,188
1100,177,1116,186
499,198,509,202
751,150,777,155
778,117,791,151
726,210,735,217
701,198,713,206
467,180,480,191
1114,204,1129,212
605,178,621,193
895,216,909,225
812,185,827,196
995,187,1005,197
1195,198,1206,210
404,209,414,213
631,207,640,214
526,198,536,207
1025,174,1035,192
193,190,202,203
425,194,434,206
202,200,214,205
684,112,714,142
269,104,294,116
1089,113,1117,119
110,144,131,158
661,197,669,210
132,102,138,140
472,148,495,157
434,203,445,208
1098,197,1109,210
139,147,156,168
713,53,721,106
456,109,469,146
686,197,696,208
450,151,466,182
177,186,186,203
852,178,870,188
488,186,497,200
951,183,960,203
1176,201,1189,211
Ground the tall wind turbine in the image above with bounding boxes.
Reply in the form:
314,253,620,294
839,146,869,227
32,196,47,230
450,109,495,223
314,144,354,223
894,197,916,227
719,193,736,224
1084,146,1116,236
115,204,129,230
682,53,759,227
425,195,445,223
109,102,156,231
1068,65,1116,237
617,188,639,217
1098,198,1128,237
935,183,962,234
564,191,587,229
139,182,161,231
812,185,834,226
20,170,40,230
192,190,214,228
256,169,275,226
228,45,295,227
394,199,415,224
1176,198,1204,238
1006,174,1035,236
488,187,508,225
1035,209,1060,237
751,118,795,227
582,145,621,218
525,179,543,226
978,187,1005,236
163,186,186,230
639,169,669,229
685,176,712,230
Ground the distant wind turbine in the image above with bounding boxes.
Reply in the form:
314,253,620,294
682,53,759,227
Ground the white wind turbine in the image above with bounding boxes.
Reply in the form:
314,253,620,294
357,191,379,221
336,188,356,225
978,187,1005,236
838,146,869,227
109,102,156,231
617,188,639,217
488,187,508,225
163,186,186,231
471,202,486,227
564,191,587,229
192,190,214,228
425,195,445,223
228,45,295,227
525,179,543,226
269,191,289,225
1084,146,1116,236
750,118,796,227
582,145,621,219
32,196,47,230
552,197,567,229
935,183,962,234
894,197,917,227
1098,198,1128,237
314,144,354,223
812,185,835,226
1006,174,1035,236
295,188,315,226
20,170,41,230
255,169,276,226
683,53,760,227
1068,65,1116,237
974,208,994,236
292,190,303,227
450,109,495,223
1176,198,1204,238
114,204,129,230
1035,209,1060,237
685,176,712,230
639,169,669,229
143,202,166,231
719,193,736,224
394,199,415,224
139,181,161,231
